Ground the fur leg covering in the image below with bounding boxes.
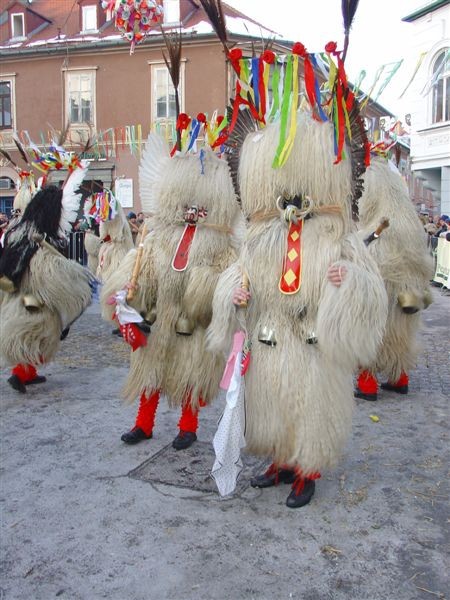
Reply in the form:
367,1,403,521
134,389,160,436
357,370,378,394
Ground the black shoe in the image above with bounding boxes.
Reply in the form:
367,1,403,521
7,375,26,394
60,327,70,341
250,466,295,488
380,382,408,394
286,479,316,508
354,390,378,401
172,430,197,450
120,427,152,444
25,375,47,385
112,328,122,336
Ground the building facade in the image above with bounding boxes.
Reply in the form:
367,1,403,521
1,0,401,215
403,0,450,216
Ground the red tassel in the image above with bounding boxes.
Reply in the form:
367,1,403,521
258,57,266,122
304,55,317,111
334,83,345,164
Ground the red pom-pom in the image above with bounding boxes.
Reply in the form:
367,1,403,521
216,115,224,126
176,113,191,130
262,49,275,64
196,112,207,124
325,41,337,53
292,42,307,57
228,48,243,61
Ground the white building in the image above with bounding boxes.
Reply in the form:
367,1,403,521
403,0,450,216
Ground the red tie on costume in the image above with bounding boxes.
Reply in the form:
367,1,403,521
279,219,303,294
172,224,197,271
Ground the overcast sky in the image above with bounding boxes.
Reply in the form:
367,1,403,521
225,0,427,119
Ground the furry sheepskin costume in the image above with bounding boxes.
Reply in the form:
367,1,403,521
0,175,93,387
98,202,134,320
207,111,388,480
356,157,434,395
102,134,241,416
83,229,101,276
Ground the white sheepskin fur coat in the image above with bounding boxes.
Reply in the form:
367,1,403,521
207,111,388,476
0,246,92,366
357,157,434,381
83,230,101,275
102,140,242,409
98,203,134,320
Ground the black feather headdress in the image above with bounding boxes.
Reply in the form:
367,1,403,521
341,0,360,62
161,27,183,150
224,103,259,203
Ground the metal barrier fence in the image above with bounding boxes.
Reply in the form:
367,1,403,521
67,231,87,266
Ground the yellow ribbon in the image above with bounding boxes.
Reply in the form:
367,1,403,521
278,54,299,167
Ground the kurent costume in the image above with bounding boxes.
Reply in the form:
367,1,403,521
207,43,388,507
87,190,134,330
102,126,241,448
355,155,434,400
0,158,93,393
83,220,101,277
96,194,134,286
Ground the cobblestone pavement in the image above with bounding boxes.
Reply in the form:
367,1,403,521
0,286,448,600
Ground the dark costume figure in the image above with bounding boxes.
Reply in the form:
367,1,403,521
0,163,93,393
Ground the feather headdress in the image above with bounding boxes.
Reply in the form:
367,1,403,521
139,133,171,215
59,159,89,236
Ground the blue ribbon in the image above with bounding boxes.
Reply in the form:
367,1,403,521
309,55,328,122
251,57,260,112
187,119,201,152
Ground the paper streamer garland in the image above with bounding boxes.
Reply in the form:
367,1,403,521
102,0,164,54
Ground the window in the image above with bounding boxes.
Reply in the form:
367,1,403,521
82,5,98,32
163,0,180,25
151,63,184,123
431,48,450,124
0,196,14,218
11,13,25,38
66,70,96,126
0,80,13,130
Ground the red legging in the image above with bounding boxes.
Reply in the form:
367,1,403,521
357,370,409,393
357,370,378,394
134,389,202,436
11,364,38,384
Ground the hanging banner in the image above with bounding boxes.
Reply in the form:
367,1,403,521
115,178,134,208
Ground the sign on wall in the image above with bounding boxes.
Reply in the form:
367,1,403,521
115,178,133,208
